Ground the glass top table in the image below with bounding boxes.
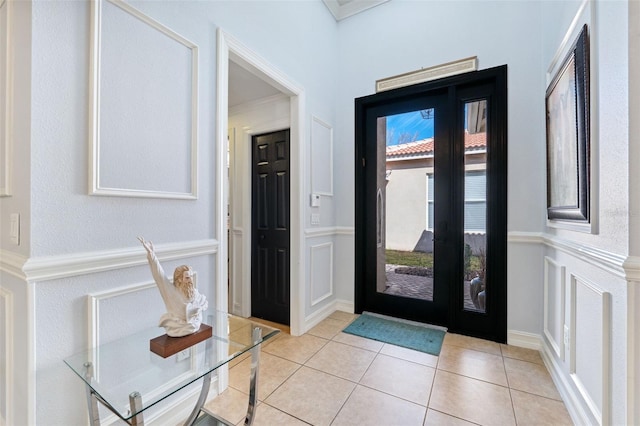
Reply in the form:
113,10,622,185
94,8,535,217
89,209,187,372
64,311,280,426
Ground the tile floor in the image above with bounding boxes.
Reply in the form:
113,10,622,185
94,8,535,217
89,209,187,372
203,311,573,426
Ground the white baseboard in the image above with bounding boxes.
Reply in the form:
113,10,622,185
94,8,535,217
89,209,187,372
303,299,355,333
334,299,354,314
507,329,542,350
541,339,593,426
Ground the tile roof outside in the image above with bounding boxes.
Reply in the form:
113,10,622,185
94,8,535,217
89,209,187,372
387,131,486,159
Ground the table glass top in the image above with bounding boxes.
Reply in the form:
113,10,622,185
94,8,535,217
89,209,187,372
64,311,279,421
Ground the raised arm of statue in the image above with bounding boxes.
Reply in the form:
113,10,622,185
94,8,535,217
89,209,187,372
138,236,172,306
138,236,208,337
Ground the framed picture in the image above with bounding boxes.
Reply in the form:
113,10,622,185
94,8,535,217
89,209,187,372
545,24,590,222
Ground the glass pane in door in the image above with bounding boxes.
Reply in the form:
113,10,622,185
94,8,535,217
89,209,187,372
463,100,488,313
378,109,435,301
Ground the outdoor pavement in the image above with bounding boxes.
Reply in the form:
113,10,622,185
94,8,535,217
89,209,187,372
383,264,479,311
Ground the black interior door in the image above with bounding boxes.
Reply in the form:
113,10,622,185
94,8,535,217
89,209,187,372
251,129,290,325
355,66,507,342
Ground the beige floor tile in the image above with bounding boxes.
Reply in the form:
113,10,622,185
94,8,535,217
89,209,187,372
237,402,309,426
429,370,515,426
437,344,508,386
265,366,355,426
359,353,435,405
328,310,359,325
332,331,385,352
424,409,479,426
380,343,439,368
500,344,544,365
307,317,348,339
511,389,573,425
263,333,328,364
305,341,376,382
203,388,251,426
229,351,300,400
443,333,502,356
332,385,427,426
504,357,562,400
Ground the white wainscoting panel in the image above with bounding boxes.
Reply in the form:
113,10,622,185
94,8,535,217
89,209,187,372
0,287,13,426
0,0,12,197
90,0,198,198
570,274,611,425
88,281,159,349
310,116,333,196
87,279,199,424
310,242,333,306
544,256,565,360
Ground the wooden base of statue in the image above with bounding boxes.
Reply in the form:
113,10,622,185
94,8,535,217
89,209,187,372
150,324,212,358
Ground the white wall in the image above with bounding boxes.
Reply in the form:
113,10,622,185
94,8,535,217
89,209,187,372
333,0,546,334
0,0,339,423
628,1,640,422
332,1,635,423
538,1,630,425
1,0,637,424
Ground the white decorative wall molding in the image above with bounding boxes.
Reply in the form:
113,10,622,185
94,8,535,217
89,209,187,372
310,242,333,306
89,0,198,199
87,281,156,349
508,232,626,279
545,235,625,279
310,115,333,196
0,287,13,426
543,256,566,360
21,239,218,282
622,255,640,281
87,279,206,425
0,249,27,280
305,226,354,238
305,227,338,238
335,226,355,236
506,231,545,244
569,274,611,425
0,0,13,197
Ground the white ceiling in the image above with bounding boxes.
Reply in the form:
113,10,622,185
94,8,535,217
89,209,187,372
322,0,389,21
228,0,390,108
228,61,280,108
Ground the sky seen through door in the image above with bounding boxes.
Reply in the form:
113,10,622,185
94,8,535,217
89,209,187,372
385,110,434,146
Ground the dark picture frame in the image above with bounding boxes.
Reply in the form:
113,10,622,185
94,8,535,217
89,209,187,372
545,24,590,222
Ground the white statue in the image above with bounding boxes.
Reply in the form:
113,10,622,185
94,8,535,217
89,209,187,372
138,237,208,337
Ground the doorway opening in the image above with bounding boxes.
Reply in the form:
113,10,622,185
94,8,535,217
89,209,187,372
355,66,507,342
217,29,305,336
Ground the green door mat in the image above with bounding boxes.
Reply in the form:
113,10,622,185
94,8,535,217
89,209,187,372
343,312,445,356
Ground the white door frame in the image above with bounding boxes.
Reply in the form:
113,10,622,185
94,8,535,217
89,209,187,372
216,28,306,337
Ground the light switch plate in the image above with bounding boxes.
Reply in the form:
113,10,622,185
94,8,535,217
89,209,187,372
10,213,20,245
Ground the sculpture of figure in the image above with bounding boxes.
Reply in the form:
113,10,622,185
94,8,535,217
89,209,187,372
138,237,208,337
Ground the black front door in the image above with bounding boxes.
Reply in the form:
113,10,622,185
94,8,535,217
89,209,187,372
355,66,507,342
251,129,290,325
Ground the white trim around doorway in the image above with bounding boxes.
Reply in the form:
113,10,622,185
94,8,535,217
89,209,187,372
216,29,306,341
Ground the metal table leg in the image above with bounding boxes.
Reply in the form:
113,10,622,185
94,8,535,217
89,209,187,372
83,362,101,426
244,327,262,426
129,392,144,425
184,371,213,425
